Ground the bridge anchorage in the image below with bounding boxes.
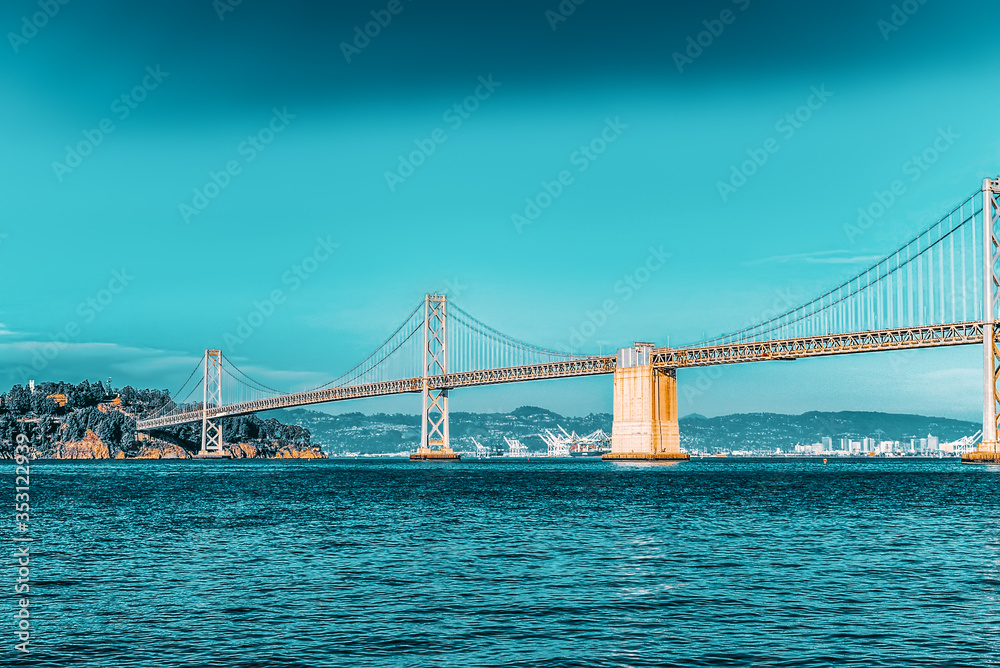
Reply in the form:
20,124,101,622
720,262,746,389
134,175,1000,463
605,343,688,462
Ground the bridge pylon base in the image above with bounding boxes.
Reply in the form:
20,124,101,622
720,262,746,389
961,442,1000,464
602,452,690,462
410,443,460,461
194,451,232,460
605,344,688,463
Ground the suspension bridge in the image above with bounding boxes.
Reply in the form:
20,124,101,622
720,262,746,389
136,178,1000,464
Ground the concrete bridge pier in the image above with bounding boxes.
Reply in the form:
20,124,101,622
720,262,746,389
603,343,689,462
963,178,1000,464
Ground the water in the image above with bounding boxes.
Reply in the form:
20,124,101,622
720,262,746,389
11,458,1000,667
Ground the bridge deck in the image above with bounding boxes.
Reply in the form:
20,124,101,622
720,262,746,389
136,356,617,430
137,322,985,431
654,322,984,368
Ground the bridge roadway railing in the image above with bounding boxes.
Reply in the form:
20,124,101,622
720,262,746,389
431,355,617,389
135,356,617,431
653,322,985,368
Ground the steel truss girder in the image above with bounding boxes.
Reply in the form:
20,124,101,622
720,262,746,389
433,356,618,388
652,322,985,368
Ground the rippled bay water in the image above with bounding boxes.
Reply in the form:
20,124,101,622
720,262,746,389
11,458,1000,667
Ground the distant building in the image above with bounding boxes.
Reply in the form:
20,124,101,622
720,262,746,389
822,437,833,450
46,394,67,408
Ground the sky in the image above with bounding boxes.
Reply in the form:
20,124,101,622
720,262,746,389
1,0,998,422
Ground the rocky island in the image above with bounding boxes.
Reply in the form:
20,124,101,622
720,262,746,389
0,380,324,460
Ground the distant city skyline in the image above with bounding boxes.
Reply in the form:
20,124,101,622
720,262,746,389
2,0,997,421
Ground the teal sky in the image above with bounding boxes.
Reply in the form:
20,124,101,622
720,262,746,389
1,0,998,422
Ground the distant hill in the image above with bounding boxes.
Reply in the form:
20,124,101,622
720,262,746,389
271,406,979,455
270,407,611,455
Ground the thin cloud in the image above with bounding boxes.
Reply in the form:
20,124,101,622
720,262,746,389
744,250,884,267
0,340,332,396
0,341,160,355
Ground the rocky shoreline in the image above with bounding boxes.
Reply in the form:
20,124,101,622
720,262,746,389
23,430,326,460
2,380,324,460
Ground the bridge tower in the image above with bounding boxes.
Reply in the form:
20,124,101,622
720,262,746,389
199,349,226,458
966,178,1000,463
411,294,459,460
604,343,689,462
